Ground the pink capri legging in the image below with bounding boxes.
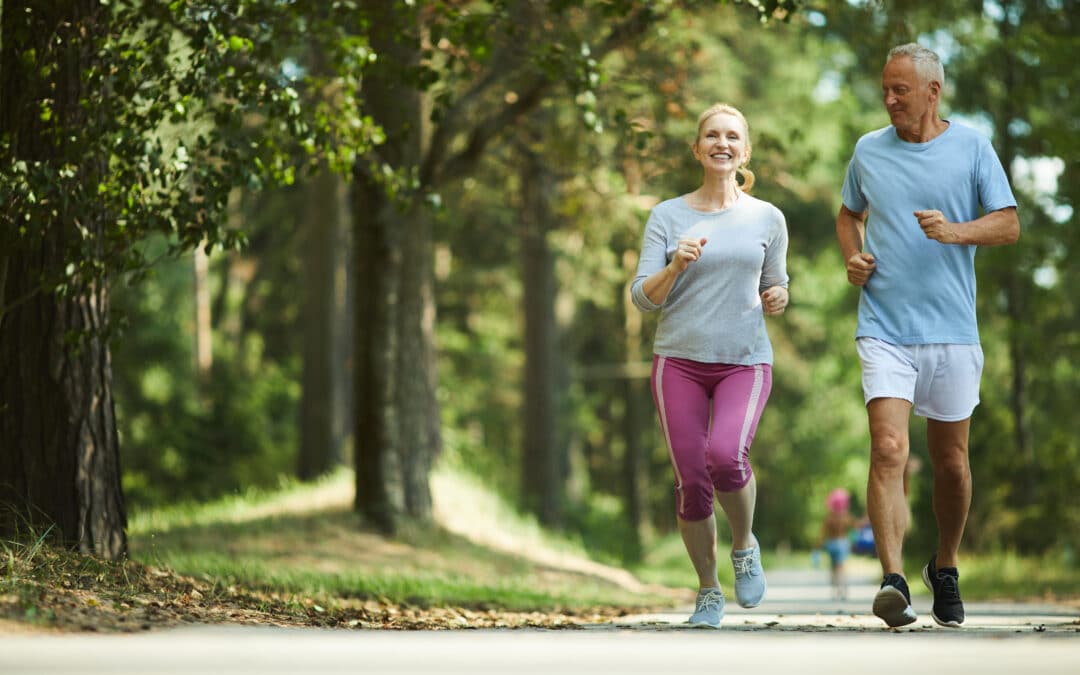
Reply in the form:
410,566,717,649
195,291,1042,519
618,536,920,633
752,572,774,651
650,355,772,521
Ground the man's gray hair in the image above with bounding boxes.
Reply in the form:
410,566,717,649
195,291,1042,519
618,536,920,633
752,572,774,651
888,43,945,87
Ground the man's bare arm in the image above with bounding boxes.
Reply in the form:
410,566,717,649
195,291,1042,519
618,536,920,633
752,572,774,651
915,206,1019,246
836,205,876,286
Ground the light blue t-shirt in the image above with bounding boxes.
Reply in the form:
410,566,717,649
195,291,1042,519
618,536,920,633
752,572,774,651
630,194,788,365
841,122,1017,345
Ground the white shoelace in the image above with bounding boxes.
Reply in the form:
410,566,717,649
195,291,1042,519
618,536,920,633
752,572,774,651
696,590,723,612
733,551,758,577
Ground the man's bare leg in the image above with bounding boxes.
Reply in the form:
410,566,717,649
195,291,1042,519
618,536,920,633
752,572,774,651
866,398,918,626
866,397,913,576
926,417,972,568
921,416,971,627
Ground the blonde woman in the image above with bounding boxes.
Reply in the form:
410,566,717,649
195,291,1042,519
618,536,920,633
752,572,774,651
631,103,789,628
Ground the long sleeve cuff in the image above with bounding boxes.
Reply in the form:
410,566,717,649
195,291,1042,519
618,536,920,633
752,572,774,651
631,279,662,312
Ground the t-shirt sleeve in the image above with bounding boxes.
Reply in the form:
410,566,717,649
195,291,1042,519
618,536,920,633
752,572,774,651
976,137,1018,213
630,209,669,312
759,207,790,293
840,153,867,213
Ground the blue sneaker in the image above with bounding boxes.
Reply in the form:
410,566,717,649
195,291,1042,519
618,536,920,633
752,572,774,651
731,537,767,608
873,573,918,627
688,587,724,628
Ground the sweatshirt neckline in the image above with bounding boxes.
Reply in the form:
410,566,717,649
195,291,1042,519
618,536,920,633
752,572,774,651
679,192,744,215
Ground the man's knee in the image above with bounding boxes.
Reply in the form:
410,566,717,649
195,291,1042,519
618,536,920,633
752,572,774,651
869,431,908,472
932,444,970,480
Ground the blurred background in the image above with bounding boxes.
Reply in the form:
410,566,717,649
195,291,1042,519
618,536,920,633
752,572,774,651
4,0,1076,575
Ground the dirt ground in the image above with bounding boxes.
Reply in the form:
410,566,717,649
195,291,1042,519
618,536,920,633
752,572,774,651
4,476,1076,636
0,536,657,634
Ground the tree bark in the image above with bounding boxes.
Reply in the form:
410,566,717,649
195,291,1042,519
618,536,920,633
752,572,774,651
994,38,1037,508
520,143,563,527
352,0,437,531
621,253,648,562
620,156,650,560
299,166,351,480
352,172,400,532
0,0,127,559
352,184,439,531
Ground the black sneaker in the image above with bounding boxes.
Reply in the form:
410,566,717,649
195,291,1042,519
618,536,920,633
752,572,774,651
872,573,917,627
922,555,965,627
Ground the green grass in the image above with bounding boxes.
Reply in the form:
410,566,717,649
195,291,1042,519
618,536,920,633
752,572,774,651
140,550,599,610
9,468,1077,630
127,470,351,535
945,550,1080,602
1,526,56,625
1,522,142,627
631,532,698,589
127,466,680,613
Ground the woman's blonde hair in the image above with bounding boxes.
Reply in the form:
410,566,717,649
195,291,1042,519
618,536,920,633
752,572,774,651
695,103,755,192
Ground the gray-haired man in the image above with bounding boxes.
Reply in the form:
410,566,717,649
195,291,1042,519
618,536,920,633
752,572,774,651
836,43,1019,628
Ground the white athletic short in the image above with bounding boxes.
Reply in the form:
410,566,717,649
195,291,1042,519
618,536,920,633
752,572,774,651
855,337,984,422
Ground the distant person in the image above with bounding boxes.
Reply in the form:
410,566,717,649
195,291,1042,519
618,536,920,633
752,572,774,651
815,488,867,600
836,43,1019,628
631,102,789,629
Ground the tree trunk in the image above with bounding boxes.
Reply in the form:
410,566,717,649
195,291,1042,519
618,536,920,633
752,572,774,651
352,184,440,531
621,156,650,560
352,174,400,532
299,166,351,480
396,206,441,518
621,251,648,562
0,0,127,559
520,144,563,527
992,32,1037,507
352,0,438,531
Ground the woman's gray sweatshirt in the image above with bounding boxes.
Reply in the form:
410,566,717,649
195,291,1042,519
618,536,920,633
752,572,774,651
630,194,789,365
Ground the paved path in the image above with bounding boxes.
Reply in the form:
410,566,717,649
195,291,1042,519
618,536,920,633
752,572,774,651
613,564,1080,634
2,564,1078,674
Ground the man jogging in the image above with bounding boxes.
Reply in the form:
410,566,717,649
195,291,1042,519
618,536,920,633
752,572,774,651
836,43,1019,628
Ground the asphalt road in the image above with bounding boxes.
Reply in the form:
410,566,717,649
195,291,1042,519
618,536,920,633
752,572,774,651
3,565,1078,675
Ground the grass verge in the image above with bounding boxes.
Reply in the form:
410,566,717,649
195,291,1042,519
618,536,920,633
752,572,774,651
2,468,680,633
4,468,1077,633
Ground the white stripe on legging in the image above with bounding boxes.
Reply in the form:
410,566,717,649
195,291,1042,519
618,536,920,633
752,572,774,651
654,357,686,515
736,365,765,483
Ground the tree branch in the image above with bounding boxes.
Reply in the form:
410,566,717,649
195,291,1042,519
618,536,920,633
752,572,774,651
421,3,669,188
